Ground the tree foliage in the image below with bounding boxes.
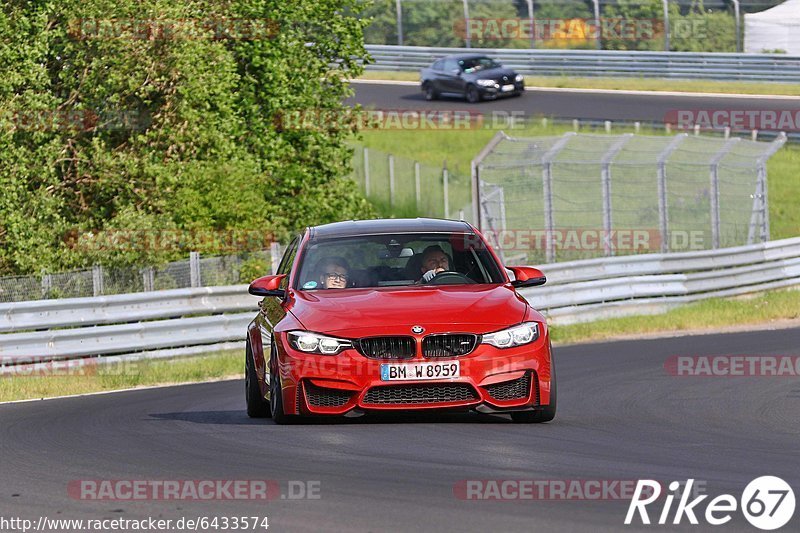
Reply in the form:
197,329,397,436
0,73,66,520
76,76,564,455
0,0,374,275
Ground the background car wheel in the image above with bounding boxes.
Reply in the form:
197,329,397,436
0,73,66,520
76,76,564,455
423,83,438,101
269,360,296,425
512,348,557,423
245,342,271,418
465,85,481,103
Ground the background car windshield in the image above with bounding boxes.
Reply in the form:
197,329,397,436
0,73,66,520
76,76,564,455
296,233,504,290
459,57,500,73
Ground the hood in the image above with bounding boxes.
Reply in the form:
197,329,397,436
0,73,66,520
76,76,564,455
463,67,518,82
289,284,528,336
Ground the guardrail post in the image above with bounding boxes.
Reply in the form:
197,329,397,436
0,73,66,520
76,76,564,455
443,161,449,219
363,147,370,197
189,251,201,288
142,267,155,292
92,265,104,296
657,134,688,253
389,154,395,208
541,132,576,263
600,134,634,256
709,138,740,249
414,161,421,212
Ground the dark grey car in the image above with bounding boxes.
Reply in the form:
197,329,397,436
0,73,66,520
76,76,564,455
420,54,524,103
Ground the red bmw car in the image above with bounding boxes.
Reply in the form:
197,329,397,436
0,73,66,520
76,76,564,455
245,218,555,424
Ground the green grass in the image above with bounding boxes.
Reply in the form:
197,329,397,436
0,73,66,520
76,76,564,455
550,288,800,345
0,349,241,403
359,71,800,96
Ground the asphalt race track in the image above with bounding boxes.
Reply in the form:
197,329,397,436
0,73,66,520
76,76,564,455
2,327,799,532
347,81,800,123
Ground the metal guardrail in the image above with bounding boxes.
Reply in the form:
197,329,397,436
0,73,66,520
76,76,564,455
521,237,800,324
1,237,800,368
365,45,800,83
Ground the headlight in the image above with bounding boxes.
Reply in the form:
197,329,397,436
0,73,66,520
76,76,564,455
482,322,539,349
515,74,524,82
287,331,352,355
476,79,496,87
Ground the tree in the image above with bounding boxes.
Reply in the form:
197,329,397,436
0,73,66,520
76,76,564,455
0,0,375,275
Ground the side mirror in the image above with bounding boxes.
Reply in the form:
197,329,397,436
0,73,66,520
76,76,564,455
451,68,461,76
507,266,546,288
249,274,286,297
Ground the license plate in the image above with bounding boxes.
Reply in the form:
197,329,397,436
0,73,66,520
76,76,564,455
501,84,515,92
380,361,460,381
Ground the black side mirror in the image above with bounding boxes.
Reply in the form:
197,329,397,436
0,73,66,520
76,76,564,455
511,277,546,289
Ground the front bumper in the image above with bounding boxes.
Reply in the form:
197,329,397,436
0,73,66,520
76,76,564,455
274,333,552,416
476,81,524,99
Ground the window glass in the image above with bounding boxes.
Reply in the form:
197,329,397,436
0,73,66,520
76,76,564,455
295,233,504,290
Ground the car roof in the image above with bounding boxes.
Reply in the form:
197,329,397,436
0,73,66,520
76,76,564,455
308,218,473,239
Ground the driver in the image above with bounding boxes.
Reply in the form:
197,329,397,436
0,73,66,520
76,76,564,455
418,245,451,283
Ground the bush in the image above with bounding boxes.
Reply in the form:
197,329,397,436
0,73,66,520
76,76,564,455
0,0,375,275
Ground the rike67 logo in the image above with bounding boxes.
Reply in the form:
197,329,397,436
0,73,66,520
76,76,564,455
625,477,795,530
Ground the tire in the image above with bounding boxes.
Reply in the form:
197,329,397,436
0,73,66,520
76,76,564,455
465,85,481,104
511,347,557,423
269,355,295,425
423,83,438,101
245,342,271,418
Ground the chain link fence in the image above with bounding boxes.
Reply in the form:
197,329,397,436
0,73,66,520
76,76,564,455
350,145,475,222
357,0,784,52
474,131,786,264
0,249,279,303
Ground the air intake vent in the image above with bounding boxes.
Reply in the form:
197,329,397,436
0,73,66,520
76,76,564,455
356,336,416,359
363,383,478,405
422,334,478,357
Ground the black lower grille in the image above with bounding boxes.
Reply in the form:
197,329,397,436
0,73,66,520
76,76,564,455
363,383,478,405
304,382,353,408
423,334,478,357
356,336,416,359
484,372,531,402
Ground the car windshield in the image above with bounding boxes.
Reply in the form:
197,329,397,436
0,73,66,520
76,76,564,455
295,233,505,290
459,57,500,73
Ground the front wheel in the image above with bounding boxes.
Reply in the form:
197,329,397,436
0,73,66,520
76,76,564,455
245,342,270,418
465,85,481,104
270,363,296,425
423,82,438,101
